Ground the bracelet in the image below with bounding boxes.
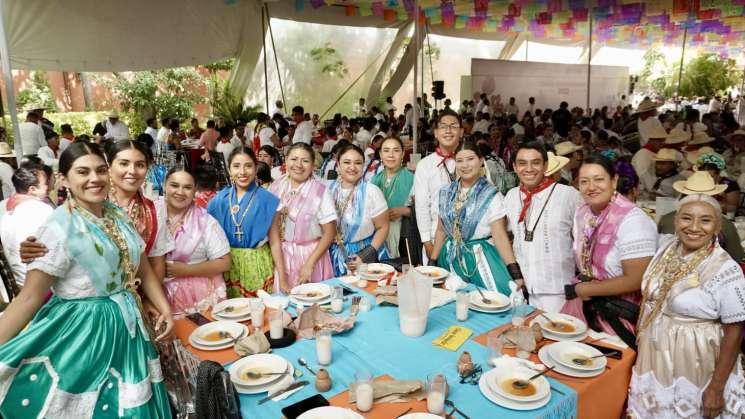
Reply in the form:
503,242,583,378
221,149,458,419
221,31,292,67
564,284,578,300
506,263,523,280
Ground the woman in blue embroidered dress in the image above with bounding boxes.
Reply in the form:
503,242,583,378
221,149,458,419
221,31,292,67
0,142,173,418
328,144,390,275
431,141,520,295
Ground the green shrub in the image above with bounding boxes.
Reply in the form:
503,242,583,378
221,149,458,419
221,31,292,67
3,111,145,145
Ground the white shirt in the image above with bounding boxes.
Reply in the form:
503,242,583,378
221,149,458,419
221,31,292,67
19,121,46,155
472,119,490,134
336,183,388,242
275,180,337,241
59,137,73,152
637,116,664,146
355,128,373,150
322,139,338,154
271,107,285,117
215,141,235,164
1,198,54,285
37,146,59,170
674,121,707,134
631,148,656,194
103,120,130,140
293,121,314,144
157,127,170,144
0,161,14,200
504,103,519,116
413,153,456,242
504,184,582,296
154,205,230,265
258,127,275,147
512,123,526,136
353,103,368,118
382,102,397,114
230,135,245,148
144,126,158,142
437,188,507,240
708,98,723,113
593,207,657,278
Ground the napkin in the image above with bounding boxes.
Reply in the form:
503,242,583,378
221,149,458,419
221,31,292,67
290,304,357,339
430,288,456,309
233,331,271,356
444,272,468,291
348,380,425,404
373,287,455,310
492,354,546,372
587,329,629,349
432,326,473,351
265,375,303,402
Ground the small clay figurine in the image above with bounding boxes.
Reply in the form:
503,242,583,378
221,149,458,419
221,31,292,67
456,352,474,377
315,368,332,392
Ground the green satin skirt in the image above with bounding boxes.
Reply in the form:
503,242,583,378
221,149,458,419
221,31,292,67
0,295,171,418
437,237,512,295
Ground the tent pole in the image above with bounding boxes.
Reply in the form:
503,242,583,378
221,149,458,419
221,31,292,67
675,26,688,112
586,12,592,111
525,40,528,62
425,22,435,111
0,0,21,165
264,5,286,111
261,6,269,113
412,3,419,154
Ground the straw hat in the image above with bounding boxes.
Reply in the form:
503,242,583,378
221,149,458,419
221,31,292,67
665,128,690,145
673,171,727,196
554,141,582,156
689,131,714,145
726,129,745,141
0,142,15,158
646,124,668,140
685,146,714,165
652,148,679,162
107,109,120,118
545,151,570,176
635,98,661,114
23,103,46,112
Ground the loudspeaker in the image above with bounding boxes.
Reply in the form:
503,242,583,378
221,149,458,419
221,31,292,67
432,81,445,100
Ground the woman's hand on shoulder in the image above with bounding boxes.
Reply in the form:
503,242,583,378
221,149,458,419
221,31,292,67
20,236,47,263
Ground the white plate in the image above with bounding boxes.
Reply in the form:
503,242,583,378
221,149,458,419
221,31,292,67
298,406,365,419
188,329,246,351
361,263,395,280
289,295,331,307
339,275,358,284
469,302,511,314
229,353,288,387
529,319,589,342
211,298,253,319
190,321,248,346
548,341,607,371
533,313,587,337
538,345,604,378
487,364,550,402
479,369,551,411
414,266,449,282
398,414,443,419
469,290,510,310
233,363,296,395
290,283,331,302
213,312,252,322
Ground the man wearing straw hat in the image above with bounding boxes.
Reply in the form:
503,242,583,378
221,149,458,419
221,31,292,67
657,171,745,263
650,148,686,199
631,123,668,197
723,129,745,179
504,141,582,312
102,110,130,141
635,98,663,147
553,141,583,184
0,143,15,201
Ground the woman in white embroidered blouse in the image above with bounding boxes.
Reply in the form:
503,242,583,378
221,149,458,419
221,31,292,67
628,194,745,419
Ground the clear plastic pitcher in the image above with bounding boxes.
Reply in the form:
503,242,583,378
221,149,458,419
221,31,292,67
397,268,433,337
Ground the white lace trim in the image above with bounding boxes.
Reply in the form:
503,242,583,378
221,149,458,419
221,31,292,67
628,359,745,418
0,357,60,418
149,358,164,383
46,388,98,419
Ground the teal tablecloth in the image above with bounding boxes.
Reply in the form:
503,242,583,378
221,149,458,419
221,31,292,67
235,278,577,418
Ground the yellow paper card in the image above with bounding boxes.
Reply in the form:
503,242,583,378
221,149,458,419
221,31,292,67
432,326,473,351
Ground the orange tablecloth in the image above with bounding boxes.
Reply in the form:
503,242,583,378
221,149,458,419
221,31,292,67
327,375,430,418
473,315,636,419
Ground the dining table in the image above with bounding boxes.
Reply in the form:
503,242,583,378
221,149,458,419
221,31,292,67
174,277,635,418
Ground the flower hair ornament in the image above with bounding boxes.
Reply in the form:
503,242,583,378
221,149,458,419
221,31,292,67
696,153,725,171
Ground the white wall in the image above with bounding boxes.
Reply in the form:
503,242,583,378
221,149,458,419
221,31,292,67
470,59,629,111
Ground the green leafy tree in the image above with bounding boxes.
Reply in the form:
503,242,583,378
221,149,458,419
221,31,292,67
309,43,349,78
637,49,671,97
203,59,236,113
211,83,262,126
16,71,57,112
673,53,740,98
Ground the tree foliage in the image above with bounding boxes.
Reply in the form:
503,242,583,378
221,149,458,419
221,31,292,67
16,71,57,112
310,43,349,78
637,51,739,99
211,83,262,126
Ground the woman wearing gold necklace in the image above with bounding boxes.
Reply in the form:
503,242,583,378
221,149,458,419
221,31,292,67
207,146,286,297
628,194,745,419
0,142,174,418
431,141,521,295
156,168,231,317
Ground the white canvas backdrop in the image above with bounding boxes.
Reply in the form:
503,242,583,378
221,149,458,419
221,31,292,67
470,58,628,110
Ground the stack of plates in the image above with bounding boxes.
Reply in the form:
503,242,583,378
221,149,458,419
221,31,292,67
468,290,511,313
212,298,253,321
479,366,551,410
414,266,449,285
538,341,606,378
297,406,365,418
361,263,395,281
228,354,295,394
289,283,332,306
188,320,248,351
530,313,588,341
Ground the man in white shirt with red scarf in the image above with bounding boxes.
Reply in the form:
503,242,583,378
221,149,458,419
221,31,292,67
504,141,582,312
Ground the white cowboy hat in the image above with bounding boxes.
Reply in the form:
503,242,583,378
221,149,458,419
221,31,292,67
652,148,679,162
685,146,715,165
673,171,727,196
725,129,745,141
665,128,690,145
0,142,15,157
545,151,570,176
554,141,583,156
23,103,46,112
646,124,668,140
107,109,120,118
635,98,661,114
689,131,714,145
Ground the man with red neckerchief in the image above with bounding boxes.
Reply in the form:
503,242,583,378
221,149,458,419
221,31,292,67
413,110,461,263
504,141,582,312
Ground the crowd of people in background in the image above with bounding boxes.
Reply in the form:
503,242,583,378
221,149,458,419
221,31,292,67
0,88,743,418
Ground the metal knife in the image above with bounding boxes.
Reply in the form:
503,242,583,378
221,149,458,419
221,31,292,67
257,380,309,405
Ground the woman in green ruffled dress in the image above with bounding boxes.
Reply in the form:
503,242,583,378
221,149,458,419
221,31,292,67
0,142,174,418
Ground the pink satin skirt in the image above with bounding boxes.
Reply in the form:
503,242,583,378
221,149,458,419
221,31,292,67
275,239,334,292
163,274,227,317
